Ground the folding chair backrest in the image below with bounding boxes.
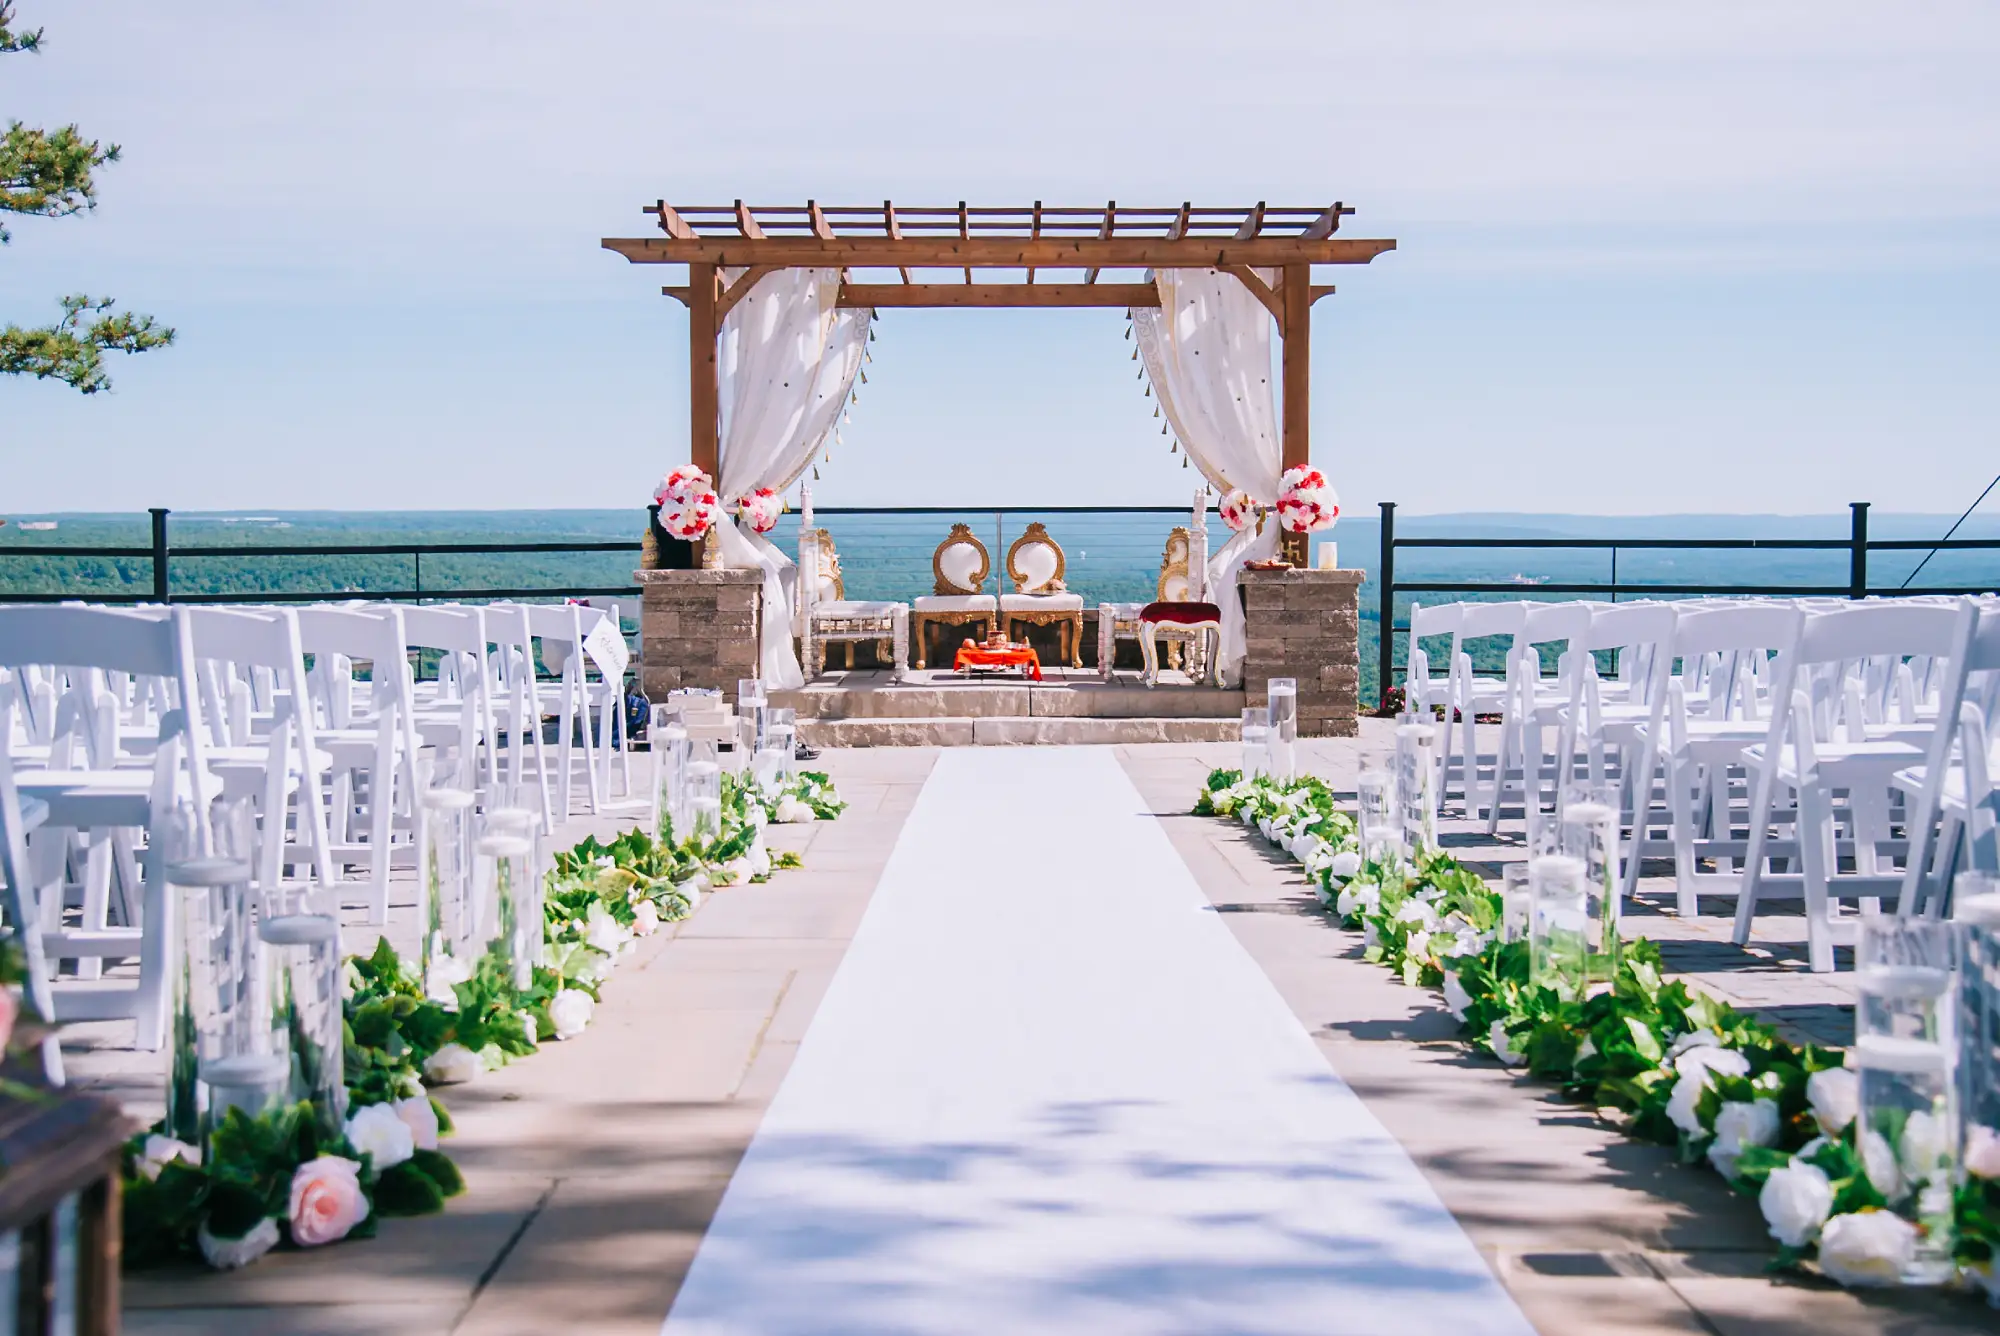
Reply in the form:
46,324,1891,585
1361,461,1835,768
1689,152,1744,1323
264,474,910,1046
1792,601,1970,669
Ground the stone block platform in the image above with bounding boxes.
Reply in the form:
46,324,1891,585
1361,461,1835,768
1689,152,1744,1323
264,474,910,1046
774,668,1243,747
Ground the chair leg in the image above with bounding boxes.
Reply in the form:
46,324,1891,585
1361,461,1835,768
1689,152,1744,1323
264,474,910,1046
1140,623,1160,687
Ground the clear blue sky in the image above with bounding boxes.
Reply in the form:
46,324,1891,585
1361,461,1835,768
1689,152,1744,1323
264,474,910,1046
4,1,1996,516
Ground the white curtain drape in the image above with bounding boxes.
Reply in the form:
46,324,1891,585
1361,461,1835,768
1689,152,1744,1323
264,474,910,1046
1132,268,1282,687
713,267,871,690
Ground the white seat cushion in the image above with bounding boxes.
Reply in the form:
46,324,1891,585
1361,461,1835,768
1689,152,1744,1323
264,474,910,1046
1001,593,1084,613
913,595,996,614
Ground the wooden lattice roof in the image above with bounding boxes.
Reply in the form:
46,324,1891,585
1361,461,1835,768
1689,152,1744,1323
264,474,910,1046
602,198,1396,273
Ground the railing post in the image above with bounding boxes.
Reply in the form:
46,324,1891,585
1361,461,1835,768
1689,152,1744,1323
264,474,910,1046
149,508,171,603
1377,501,1396,708
1849,501,1870,599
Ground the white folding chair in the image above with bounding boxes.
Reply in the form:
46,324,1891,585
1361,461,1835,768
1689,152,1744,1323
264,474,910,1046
479,604,556,832
183,607,336,893
0,605,214,1058
1485,601,1592,834
1403,602,1460,802
295,605,423,922
1449,600,1528,819
399,605,499,794
1733,599,1974,971
1894,602,2000,917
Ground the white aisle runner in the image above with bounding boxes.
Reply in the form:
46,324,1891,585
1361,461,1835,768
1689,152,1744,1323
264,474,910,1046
665,748,1535,1336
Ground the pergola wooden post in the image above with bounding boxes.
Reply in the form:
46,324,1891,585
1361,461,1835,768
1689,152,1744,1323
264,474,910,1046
609,199,1394,567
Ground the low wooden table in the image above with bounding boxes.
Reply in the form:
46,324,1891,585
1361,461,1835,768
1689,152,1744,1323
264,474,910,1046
953,643,1043,681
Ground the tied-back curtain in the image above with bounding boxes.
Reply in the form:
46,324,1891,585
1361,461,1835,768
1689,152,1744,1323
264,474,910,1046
713,267,871,690
1133,268,1282,687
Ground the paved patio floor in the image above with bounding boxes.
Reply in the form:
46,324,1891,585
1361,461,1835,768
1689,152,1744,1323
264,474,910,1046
59,731,1997,1333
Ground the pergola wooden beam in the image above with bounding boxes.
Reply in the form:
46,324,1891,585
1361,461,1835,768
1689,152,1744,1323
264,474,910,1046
1084,199,1116,284
838,282,1158,309
1026,200,1043,284
883,200,910,283
605,235,1396,267
649,200,695,239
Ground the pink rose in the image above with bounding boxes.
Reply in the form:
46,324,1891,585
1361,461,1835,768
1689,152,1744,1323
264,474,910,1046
287,1156,368,1247
0,986,17,1053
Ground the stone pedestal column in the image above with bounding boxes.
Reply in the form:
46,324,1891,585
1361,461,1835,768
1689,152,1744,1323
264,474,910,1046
636,568,763,702
1239,567,1363,737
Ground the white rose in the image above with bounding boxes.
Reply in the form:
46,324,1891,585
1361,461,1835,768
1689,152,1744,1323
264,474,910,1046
1665,1029,1721,1062
1964,1124,2000,1179
1759,1159,1834,1247
522,1010,540,1047
1291,834,1326,865
632,900,661,937
1816,1210,1916,1288
1363,919,1380,949
1334,882,1361,917
1394,899,1437,929
1444,927,1486,958
1442,971,1473,1022
1328,850,1362,880
549,988,595,1040
1257,817,1275,840
423,1042,482,1086
774,796,815,823
718,857,753,885
1665,1075,1709,1137
1860,1129,1904,1201
424,953,473,1011
1706,1098,1780,1179
1673,1044,1750,1082
1489,1019,1523,1066
1406,929,1432,962
583,903,628,957
392,1095,440,1152
344,1101,416,1171
1576,1037,1598,1066
197,1216,279,1271
747,839,771,880
1312,882,1331,906
1898,1109,1951,1186
1805,1067,1858,1137
138,1135,200,1181
1664,1045,1750,1136
1240,806,1256,828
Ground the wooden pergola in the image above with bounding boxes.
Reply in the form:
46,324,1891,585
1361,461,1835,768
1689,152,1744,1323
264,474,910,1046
603,199,1395,559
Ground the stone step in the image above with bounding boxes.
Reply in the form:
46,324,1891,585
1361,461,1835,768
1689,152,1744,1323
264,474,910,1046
774,677,1243,722
797,715,1241,748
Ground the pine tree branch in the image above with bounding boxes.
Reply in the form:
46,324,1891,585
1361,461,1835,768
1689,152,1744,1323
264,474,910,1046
0,2,43,53
1,122,118,242
0,295,175,394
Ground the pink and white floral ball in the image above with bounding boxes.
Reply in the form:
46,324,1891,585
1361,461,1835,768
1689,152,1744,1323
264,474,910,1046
735,487,785,534
654,465,721,540
1275,466,1339,534
1219,489,1259,532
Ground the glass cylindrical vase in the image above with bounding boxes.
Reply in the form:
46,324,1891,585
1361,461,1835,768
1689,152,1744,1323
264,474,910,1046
1395,721,1438,856
477,812,540,989
420,786,478,974
1560,784,1621,980
1854,916,1958,1285
259,896,345,1140
1240,707,1270,780
652,714,689,842
1527,854,1589,998
687,760,723,843
1266,679,1297,782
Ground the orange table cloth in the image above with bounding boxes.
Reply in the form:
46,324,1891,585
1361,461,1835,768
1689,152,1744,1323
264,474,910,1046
953,643,1043,681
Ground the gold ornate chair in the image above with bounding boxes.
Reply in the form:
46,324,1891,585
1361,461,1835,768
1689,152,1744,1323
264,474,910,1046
1001,523,1085,667
910,524,996,670
798,528,907,677
1098,527,1208,679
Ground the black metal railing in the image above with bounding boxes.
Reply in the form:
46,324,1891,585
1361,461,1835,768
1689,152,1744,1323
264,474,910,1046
0,504,1200,608
1374,499,2000,706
